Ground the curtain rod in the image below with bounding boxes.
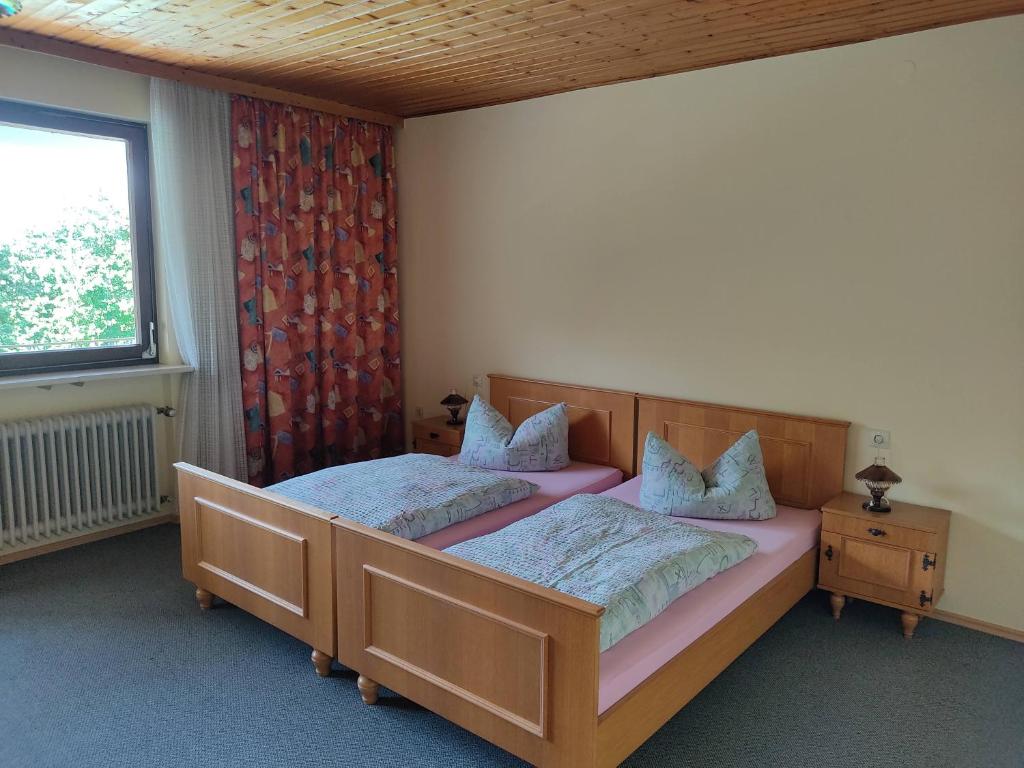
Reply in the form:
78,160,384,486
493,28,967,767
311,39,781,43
0,29,403,128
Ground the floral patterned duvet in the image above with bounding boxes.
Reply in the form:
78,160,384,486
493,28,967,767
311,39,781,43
445,494,758,651
268,454,537,540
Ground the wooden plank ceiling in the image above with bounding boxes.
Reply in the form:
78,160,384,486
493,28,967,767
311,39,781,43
2,0,1023,120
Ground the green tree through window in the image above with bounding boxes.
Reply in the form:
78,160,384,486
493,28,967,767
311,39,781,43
0,197,136,353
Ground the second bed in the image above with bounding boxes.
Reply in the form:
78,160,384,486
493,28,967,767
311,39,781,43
333,393,849,767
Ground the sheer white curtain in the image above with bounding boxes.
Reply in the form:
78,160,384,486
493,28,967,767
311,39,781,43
150,79,247,480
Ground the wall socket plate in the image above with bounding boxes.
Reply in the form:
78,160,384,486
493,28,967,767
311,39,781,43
868,429,891,450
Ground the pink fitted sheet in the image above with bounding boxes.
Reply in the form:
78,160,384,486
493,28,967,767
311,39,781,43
597,477,821,713
415,461,623,550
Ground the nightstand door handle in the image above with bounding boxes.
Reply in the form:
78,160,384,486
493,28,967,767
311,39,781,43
429,432,440,439
824,544,834,562
867,527,887,537
922,553,936,571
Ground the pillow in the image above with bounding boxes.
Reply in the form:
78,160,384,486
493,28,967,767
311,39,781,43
459,396,570,472
639,430,776,520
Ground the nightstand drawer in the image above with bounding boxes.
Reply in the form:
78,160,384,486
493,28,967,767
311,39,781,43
819,531,936,610
412,421,463,448
414,438,459,457
821,510,935,552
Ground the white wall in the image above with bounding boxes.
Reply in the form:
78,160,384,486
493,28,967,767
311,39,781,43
399,17,1024,631
0,45,184,496
0,45,150,120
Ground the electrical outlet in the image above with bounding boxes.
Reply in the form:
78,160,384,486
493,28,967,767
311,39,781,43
472,374,484,389
868,429,891,450
415,406,424,419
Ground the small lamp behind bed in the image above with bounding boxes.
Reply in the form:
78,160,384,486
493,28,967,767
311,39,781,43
440,390,469,425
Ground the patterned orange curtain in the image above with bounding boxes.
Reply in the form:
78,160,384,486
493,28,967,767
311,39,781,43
231,96,401,486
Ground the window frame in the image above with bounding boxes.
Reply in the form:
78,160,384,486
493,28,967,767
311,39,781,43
0,98,158,376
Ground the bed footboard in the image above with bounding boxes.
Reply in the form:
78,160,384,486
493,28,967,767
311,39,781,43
333,517,604,768
176,463,337,675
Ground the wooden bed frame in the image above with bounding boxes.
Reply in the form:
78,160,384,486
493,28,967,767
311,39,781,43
175,375,636,677
334,393,849,767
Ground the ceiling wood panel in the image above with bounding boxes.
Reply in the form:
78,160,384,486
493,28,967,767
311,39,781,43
2,0,1022,119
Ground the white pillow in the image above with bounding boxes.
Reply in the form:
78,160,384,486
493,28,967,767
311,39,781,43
639,431,776,520
458,396,570,472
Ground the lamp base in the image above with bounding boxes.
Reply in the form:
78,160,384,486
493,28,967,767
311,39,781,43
445,407,464,426
862,496,892,513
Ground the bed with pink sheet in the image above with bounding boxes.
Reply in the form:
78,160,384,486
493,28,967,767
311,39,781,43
596,476,821,713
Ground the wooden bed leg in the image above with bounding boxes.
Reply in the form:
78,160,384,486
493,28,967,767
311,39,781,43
311,649,333,677
900,612,920,639
829,592,845,620
195,588,214,610
357,675,380,705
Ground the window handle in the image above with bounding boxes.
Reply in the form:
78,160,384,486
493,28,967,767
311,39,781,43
142,321,157,359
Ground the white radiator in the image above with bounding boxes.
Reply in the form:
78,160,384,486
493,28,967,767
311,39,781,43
0,405,163,559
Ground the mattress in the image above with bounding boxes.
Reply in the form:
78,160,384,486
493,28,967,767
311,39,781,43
597,477,821,714
416,460,623,550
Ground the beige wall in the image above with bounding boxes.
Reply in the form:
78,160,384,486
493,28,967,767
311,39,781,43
0,46,184,495
0,45,150,120
399,17,1024,631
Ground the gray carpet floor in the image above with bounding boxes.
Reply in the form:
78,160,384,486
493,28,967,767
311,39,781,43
1,524,1021,768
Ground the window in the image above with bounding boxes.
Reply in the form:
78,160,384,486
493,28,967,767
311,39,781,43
0,99,157,375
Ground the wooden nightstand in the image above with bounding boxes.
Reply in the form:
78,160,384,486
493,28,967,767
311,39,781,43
411,415,465,457
818,491,950,639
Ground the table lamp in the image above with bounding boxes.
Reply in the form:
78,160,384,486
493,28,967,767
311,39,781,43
855,458,902,513
440,390,469,425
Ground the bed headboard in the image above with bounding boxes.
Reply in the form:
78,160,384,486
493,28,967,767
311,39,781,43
636,395,850,510
488,375,637,476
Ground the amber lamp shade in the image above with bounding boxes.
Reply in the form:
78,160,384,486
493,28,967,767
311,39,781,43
440,390,469,425
855,459,902,513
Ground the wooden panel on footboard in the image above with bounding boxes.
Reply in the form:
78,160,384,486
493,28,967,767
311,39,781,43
176,463,337,667
334,517,604,768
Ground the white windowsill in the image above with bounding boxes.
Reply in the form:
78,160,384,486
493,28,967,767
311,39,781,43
0,363,194,391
